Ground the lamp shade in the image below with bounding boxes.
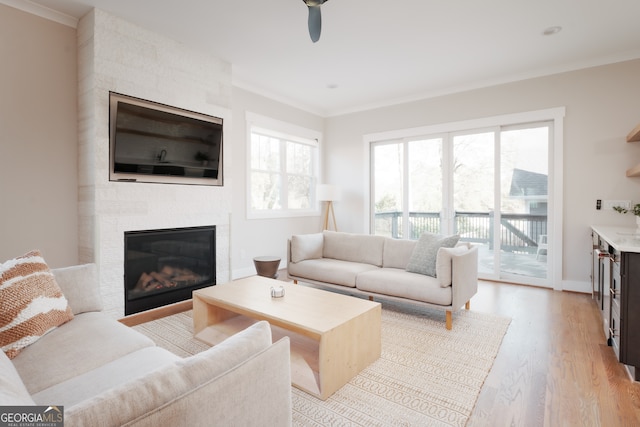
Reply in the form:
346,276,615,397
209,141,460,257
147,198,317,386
317,184,342,202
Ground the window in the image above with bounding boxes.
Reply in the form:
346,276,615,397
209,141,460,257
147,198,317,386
366,107,565,289
246,113,321,219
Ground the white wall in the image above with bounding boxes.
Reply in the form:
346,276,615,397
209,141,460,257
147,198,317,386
229,88,324,278
324,59,640,291
0,4,78,267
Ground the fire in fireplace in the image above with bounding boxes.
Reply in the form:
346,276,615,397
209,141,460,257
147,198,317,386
124,226,215,315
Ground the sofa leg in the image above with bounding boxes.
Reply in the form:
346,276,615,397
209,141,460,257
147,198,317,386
465,301,470,310
446,311,452,330
293,279,298,285
368,296,374,301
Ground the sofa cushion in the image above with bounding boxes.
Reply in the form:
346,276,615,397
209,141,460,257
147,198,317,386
65,321,282,426
51,263,103,315
382,238,416,269
288,258,379,288
405,233,460,277
0,350,35,405
356,268,452,306
323,231,386,266
12,311,156,394
436,245,471,287
290,233,324,263
32,346,180,407
0,250,74,359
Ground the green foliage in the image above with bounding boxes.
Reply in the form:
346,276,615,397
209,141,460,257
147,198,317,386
612,204,640,216
375,194,398,212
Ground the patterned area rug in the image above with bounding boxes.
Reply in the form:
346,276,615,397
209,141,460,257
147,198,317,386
134,302,510,427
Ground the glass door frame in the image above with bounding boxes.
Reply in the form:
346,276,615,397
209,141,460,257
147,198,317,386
447,126,501,281
494,122,553,287
370,135,448,240
364,107,565,290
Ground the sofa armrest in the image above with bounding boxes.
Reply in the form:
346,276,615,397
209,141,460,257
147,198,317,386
64,321,292,427
450,246,479,310
51,263,103,315
288,233,324,263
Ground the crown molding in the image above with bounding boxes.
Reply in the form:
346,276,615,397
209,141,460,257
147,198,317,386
0,0,78,28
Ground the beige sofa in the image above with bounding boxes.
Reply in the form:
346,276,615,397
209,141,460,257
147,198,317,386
1,263,292,427
287,231,478,329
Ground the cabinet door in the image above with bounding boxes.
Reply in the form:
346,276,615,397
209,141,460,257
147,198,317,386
602,255,611,340
621,252,640,367
592,233,603,306
610,256,621,355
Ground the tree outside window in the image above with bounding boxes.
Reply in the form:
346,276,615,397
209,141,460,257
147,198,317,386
247,114,320,219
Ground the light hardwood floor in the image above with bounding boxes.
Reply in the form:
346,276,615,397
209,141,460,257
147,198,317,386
468,281,640,426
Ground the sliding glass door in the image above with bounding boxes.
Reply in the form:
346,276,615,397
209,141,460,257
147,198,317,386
452,131,495,276
371,121,552,287
372,137,443,239
497,125,549,281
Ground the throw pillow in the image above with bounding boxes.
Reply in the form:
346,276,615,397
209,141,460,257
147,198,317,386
435,245,470,287
405,233,460,277
0,250,74,359
290,233,324,263
51,263,103,315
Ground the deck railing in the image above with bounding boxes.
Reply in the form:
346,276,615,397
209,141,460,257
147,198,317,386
375,211,547,253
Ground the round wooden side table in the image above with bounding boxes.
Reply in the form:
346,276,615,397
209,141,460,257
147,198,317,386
253,256,281,279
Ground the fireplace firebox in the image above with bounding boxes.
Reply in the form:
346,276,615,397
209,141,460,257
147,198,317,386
124,226,215,315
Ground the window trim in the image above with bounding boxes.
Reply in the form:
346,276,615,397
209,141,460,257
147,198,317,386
246,112,322,219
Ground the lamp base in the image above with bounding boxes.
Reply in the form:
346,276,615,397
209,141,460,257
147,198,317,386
323,201,338,231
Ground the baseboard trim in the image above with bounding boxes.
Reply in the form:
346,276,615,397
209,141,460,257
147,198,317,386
562,280,591,294
232,266,258,280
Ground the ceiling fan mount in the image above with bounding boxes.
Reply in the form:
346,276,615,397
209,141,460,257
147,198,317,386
302,0,329,43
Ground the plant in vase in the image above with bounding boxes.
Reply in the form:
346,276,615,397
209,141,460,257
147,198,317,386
613,203,640,231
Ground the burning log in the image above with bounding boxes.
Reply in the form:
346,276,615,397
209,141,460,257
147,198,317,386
133,265,202,294
150,271,177,288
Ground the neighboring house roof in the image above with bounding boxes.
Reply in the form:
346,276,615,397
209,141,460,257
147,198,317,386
509,168,548,198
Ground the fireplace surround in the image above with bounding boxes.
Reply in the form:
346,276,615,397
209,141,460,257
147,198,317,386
76,9,232,317
124,225,216,315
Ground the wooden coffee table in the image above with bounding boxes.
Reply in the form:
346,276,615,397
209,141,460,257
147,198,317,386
193,276,381,400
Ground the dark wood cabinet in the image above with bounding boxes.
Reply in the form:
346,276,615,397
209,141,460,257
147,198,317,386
592,228,640,381
620,252,640,373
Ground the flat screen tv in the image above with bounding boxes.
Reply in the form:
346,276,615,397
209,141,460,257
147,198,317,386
109,92,223,186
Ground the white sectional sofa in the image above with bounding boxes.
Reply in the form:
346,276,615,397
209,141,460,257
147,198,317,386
287,231,478,329
1,261,292,426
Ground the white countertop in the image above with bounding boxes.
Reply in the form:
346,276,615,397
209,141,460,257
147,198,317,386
592,225,640,253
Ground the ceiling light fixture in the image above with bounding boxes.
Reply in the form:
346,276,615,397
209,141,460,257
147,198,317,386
542,26,562,36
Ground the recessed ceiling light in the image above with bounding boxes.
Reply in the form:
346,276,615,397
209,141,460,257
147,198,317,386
542,26,562,36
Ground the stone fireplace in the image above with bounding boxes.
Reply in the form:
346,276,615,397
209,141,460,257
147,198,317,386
77,9,233,317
